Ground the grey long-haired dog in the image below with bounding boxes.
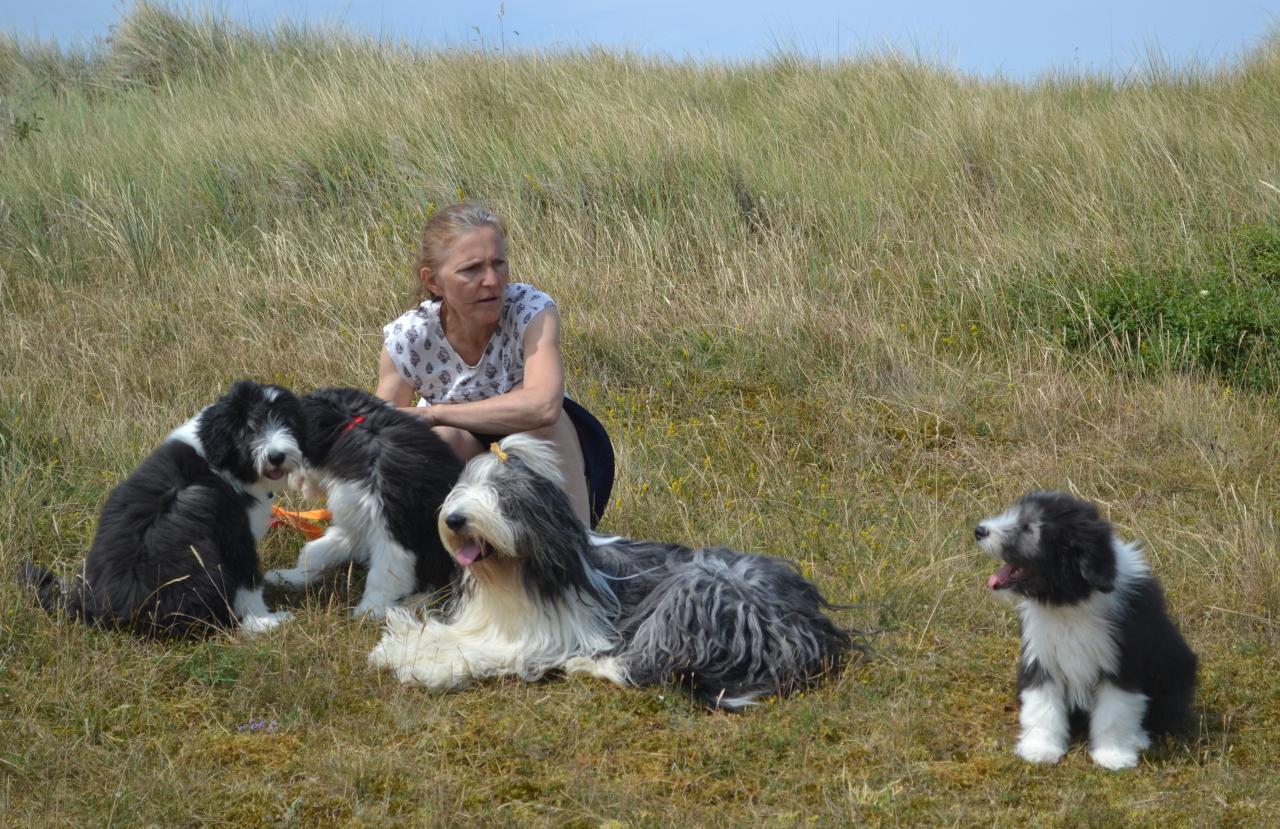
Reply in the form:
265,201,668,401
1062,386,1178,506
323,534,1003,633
368,434,854,709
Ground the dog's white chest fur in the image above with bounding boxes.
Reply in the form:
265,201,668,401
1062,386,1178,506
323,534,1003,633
247,494,272,541
1020,595,1119,709
243,483,278,541
1017,538,1148,711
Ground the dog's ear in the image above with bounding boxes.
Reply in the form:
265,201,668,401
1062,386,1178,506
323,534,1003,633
1049,494,1117,593
1076,529,1116,592
196,381,261,474
225,380,263,409
196,397,240,471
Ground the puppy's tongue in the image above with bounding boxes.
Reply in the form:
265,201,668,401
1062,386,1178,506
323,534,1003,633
454,543,483,567
265,469,286,480
988,562,1021,590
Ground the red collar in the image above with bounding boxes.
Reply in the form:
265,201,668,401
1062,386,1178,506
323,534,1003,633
343,415,366,433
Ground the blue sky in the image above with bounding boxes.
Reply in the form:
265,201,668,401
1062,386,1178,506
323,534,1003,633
2,1,1278,79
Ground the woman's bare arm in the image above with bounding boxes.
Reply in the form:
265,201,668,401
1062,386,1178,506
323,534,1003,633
415,308,565,434
376,347,416,408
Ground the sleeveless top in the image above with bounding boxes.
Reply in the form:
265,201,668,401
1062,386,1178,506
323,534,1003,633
382,283,556,405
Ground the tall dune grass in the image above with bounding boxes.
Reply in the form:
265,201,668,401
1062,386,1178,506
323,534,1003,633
2,3,1279,826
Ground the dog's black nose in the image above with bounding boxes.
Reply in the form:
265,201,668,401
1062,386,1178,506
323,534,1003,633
445,513,467,531
974,525,989,541
267,451,286,466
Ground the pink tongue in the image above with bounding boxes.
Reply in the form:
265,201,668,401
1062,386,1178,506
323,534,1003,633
988,562,1018,590
454,543,482,566
265,469,285,480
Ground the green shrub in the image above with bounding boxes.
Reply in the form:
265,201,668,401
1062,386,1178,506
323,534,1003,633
1061,224,1280,392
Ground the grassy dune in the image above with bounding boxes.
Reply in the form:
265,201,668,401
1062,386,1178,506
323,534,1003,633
2,4,1279,826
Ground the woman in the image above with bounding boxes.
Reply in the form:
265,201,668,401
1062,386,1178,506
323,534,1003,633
376,202,610,527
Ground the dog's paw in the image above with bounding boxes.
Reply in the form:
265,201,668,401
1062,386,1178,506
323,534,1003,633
1090,745,1140,770
1016,735,1067,764
288,468,324,499
563,655,628,685
263,568,306,589
367,641,391,668
240,610,292,636
561,656,595,674
352,598,391,620
395,662,471,690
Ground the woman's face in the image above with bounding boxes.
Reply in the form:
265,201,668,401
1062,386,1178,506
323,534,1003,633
423,225,509,331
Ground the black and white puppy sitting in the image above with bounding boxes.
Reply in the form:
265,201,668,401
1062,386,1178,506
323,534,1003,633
264,387,463,618
19,380,304,637
976,491,1197,770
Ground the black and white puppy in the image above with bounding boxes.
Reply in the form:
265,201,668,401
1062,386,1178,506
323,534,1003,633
369,434,853,709
19,380,304,637
976,491,1197,769
264,387,463,617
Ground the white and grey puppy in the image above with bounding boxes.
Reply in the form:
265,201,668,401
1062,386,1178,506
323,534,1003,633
264,387,463,617
976,491,1197,769
19,380,303,637
368,434,854,709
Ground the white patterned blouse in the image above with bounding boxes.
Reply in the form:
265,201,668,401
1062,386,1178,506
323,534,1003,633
382,283,556,406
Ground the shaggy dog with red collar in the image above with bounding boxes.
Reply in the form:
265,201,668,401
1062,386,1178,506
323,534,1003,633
265,387,463,617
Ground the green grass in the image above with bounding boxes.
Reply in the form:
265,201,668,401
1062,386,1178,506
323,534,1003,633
1057,223,1280,392
2,3,1280,826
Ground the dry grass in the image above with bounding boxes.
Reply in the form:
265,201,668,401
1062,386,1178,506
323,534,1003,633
2,4,1280,826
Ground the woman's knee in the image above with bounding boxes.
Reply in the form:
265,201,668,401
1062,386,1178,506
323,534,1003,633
432,424,484,461
527,409,583,464
523,414,589,522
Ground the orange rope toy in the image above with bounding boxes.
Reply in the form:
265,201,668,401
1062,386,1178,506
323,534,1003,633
270,412,360,540
269,506,332,541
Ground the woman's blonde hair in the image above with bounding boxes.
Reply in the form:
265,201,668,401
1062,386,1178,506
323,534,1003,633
411,202,507,303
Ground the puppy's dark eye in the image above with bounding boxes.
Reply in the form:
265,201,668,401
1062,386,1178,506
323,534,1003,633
1019,524,1030,533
